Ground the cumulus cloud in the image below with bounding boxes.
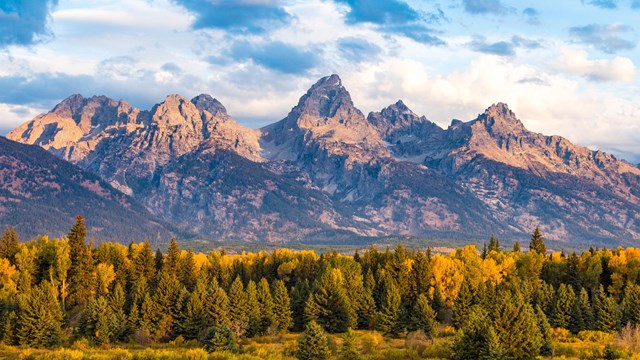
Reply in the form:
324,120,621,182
0,0,58,47
333,0,445,45
462,0,514,15
569,23,635,53
556,47,636,82
172,0,291,34
522,8,540,25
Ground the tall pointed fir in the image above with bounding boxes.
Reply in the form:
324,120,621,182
245,280,261,337
67,215,95,307
452,306,502,360
409,293,437,339
358,270,377,330
622,283,640,325
492,290,542,359
594,285,621,332
291,278,310,332
376,273,402,337
273,279,293,332
452,278,473,329
179,276,209,339
552,283,576,329
529,226,546,254
305,269,355,333
0,227,19,264
297,320,331,360
257,277,275,334
205,278,230,328
16,282,64,348
228,276,250,338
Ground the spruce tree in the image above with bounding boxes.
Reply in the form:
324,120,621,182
409,293,437,339
132,240,155,284
488,234,500,253
339,328,360,360
228,276,250,338
622,283,640,325
453,306,502,360
16,282,64,348
0,227,19,264
201,325,237,353
492,290,542,360
205,278,230,328
529,226,546,254
257,277,275,334
358,280,377,330
453,279,473,329
67,215,95,307
305,269,355,333
273,279,293,332
178,249,197,291
164,238,181,275
291,278,310,332
179,277,208,339
376,274,402,336
110,283,128,341
595,286,621,332
297,320,331,360
513,241,521,253
552,283,576,329
536,305,553,356
244,280,261,337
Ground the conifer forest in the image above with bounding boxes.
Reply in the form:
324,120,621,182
3,216,640,359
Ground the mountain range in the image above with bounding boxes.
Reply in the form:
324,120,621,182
5,74,640,246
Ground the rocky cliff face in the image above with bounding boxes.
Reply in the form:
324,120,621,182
7,75,640,245
0,136,177,242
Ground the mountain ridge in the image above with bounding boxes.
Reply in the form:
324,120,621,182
6,74,640,245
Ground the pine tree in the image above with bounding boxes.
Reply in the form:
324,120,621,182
178,249,197,291
339,328,360,360
622,283,640,325
67,215,96,307
1,311,17,345
513,241,521,253
179,277,208,339
358,280,377,330
164,238,181,275
152,272,181,340
245,280,261,337
452,279,473,329
536,305,553,356
431,284,446,320
205,278,230,328
110,283,128,341
291,278,310,332
0,227,19,264
453,306,502,360
154,248,164,274
257,277,275,334
16,282,64,348
201,325,237,353
488,234,500,253
594,286,621,332
529,226,546,254
409,293,437,339
552,283,576,329
273,279,293,332
376,274,401,336
132,240,155,284
492,290,542,360
578,287,594,329
228,276,250,338
297,320,331,360
305,269,355,333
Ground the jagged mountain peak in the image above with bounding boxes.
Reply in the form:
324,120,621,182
191,94,227,117
293,74,360,121
475,102,526,134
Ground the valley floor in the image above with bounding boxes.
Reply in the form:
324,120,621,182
1,326,639,360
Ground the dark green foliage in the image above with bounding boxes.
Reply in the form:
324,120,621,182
452,306,502,360
273,279,293,332
228,276,249,338
16,282,64,348
67,215,96,307
178,277,209,339
257,277,275,333
339,328,360,360
491,290,542,360
622,283,640,325
409,294,437,338
291,278,310,332
245,280,261,337
163,238,180,275
376,273,402,336
200,325,237,353
305,269,355,333
552,283,576,328
0,227,19,264
205,278,230,328
536,306,553,356
594,285,621,332
297,320,331,360
452,279,473,329
529,226,546,254
488,234,500,253
512,241,521,253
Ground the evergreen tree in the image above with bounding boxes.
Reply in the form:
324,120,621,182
201,325,237,353
622,283,640,325
594,286,621,332
578,287,594,329
358,279,377,330
453,306,502,360
488,234,500,253
453,278,473,329
179,277,208,339
409,293,437,339
245,280,261,337
376,274,402,336
139,292,157,335
492,290,542,360
529,226,546,254
67,215,95,306
152,272,181,340
16,282,64,348
178,249,197,291
291,278,310,332
297,320,331,360
257,277,275,334
536,306,553,356
305,269,355,333
512,241,521,253
552,283,576,329
163,238,181,275
0,227,19,264
132,240,155,284
154,248,164,274
273,279,293,332
110,283,128,341
205,278,230,328
228,276,249,338
431,284,446,320
339,328,360,360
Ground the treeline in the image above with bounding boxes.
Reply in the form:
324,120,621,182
2,218,640,359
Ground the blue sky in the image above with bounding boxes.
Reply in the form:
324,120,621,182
0,0,639,161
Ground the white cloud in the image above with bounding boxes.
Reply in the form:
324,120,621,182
556,47,636,82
